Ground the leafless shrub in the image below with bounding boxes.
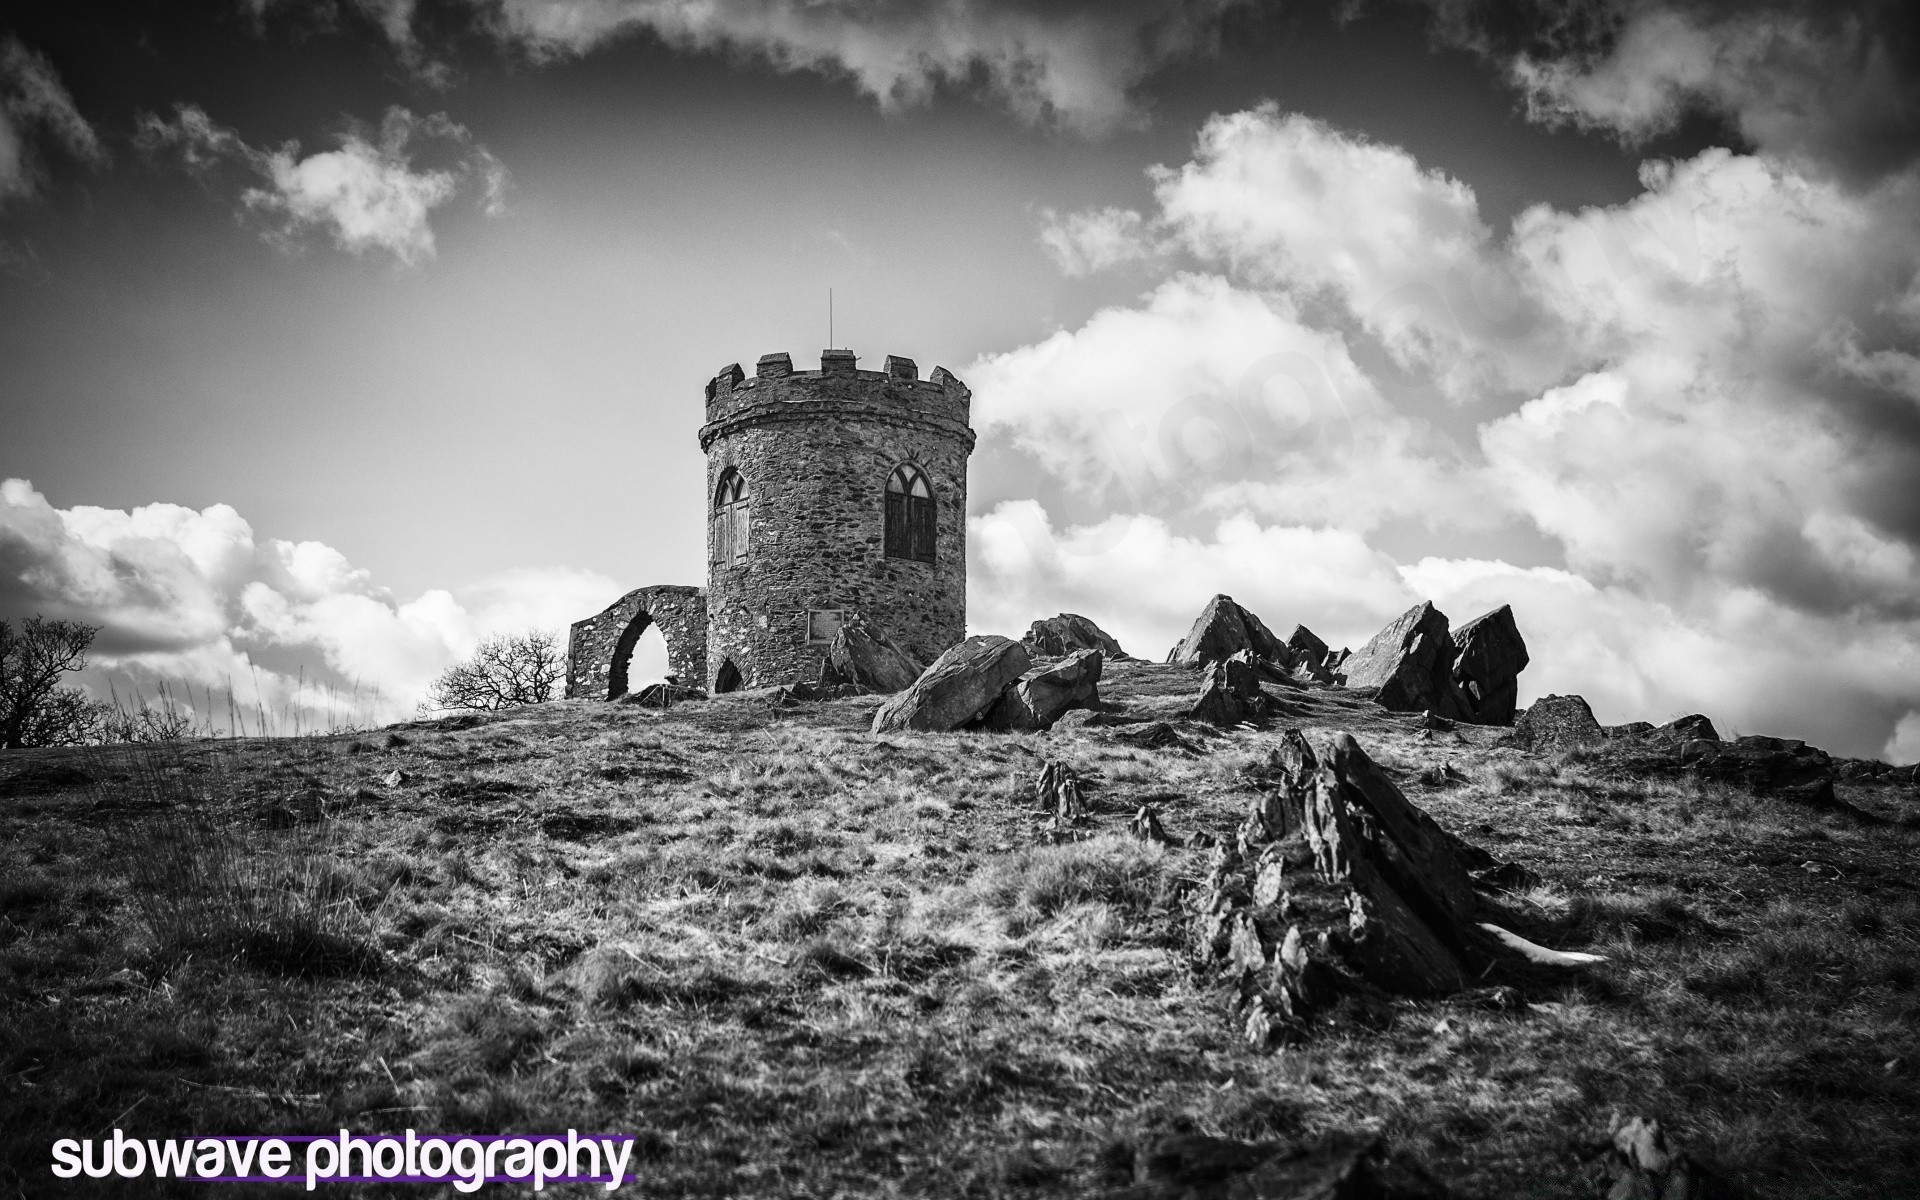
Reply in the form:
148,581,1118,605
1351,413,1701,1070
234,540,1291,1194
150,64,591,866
0,615,100,748
426,630,564,712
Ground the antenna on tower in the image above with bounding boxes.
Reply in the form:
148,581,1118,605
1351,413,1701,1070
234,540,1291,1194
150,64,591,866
829,287,834,350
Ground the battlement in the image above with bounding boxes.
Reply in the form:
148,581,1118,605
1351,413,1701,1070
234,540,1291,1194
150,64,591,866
701,349,973,443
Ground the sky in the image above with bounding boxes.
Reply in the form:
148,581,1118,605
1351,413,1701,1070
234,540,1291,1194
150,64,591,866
1,0,1918,760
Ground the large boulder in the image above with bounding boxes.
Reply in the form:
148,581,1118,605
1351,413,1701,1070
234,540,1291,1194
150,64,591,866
818,620,925,694
1655,713,1721,743
1191,653,1267,727
1285,623,1330,667
1449,605,1529,726
980,649,1103,731
1682,735,1840,809
871,636,1032,733
1021,613,1127,660
1337,602,1466,719
1511,694,1604,752
1170,594,1289,668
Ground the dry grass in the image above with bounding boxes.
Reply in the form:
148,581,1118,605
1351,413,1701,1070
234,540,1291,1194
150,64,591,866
1,669,1917,1197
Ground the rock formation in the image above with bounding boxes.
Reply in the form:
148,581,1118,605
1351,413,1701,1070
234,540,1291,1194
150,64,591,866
1190,653,1269,727
1193,730,1595,1047
981,649,1103,731
1169,594,1290,668
817,619,925,694
1511,694,1605,752
871,636,1031,733
1449,604,1529,725
1338,602,1467,720
1021,613,1128,660
1285,623,1329,668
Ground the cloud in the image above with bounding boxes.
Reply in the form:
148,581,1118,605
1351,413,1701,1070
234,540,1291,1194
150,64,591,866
1420,0,1920,182
1039,206,1162,276
0,37,105,205
136,105,508,265
0,478,622,724
463,0,1240,135
1888,712,1920,765
976,104,1920,759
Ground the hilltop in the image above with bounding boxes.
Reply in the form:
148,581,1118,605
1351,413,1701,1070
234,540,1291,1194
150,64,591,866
2,659,1918,1197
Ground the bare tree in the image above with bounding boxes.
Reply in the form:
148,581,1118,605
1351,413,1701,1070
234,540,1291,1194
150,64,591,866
0,616,102,749
426,630,564,712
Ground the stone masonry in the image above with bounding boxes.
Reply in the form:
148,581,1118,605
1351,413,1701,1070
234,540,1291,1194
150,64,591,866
701,350,974,690
565,585,708,701
564,349,974,698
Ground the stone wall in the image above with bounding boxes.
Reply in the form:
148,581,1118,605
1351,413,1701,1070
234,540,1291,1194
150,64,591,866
699,350,974,690
565,585,708,700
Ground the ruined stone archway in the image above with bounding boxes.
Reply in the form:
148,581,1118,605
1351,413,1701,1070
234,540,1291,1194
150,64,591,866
565,585,708,700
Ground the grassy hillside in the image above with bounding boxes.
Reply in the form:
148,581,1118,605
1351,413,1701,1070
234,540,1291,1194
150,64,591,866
3,660,1918,1197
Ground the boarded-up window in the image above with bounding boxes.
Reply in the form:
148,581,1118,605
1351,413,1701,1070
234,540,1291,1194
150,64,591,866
884,464,935,563
713,469,749,564
807,609,843,643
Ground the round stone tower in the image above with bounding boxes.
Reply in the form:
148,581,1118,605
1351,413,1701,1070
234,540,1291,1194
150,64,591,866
697,349,974,692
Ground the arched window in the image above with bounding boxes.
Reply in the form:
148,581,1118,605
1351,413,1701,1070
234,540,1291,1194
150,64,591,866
884,464,935,563
712,468,749,565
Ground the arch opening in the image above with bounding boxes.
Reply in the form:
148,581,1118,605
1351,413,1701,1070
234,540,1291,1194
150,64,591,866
607,612,675,699
713,659,743,694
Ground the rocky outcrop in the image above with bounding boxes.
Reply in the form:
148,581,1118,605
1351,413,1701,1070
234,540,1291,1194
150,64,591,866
1192,730,1595,1048
1338,602,1467,720
1511,694,1605,752
1597,1115,1744,1200
1656,713,1721,743
871,636,1031,733
1449,604,1529,726
818,620,925,694
1022,613,1127,660
980,649,1103,731
1285,623,1329,668
1190,653,1268,727
1170,594,1289,668
1681,735,1841,809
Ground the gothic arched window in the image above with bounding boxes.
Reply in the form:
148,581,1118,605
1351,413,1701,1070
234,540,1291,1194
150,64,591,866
713,468,749,564
884,464,935,563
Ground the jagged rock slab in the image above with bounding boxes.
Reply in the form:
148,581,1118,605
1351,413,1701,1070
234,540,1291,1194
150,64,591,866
1338,602,1467,720
1191,653,1268,727
818,621,925,694
1449,604,1529,726
1022,613,1128,660
981,649,1103,731
1170,594,1290,668
1284,624,1329,667
871,636,1031,733
1656,713,1721,743
1511,694,1604,752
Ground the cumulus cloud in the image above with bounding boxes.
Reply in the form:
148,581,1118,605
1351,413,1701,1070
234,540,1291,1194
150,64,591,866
976,103,1920,758
1419,0,1920,182
0,37,105,205
463,0,1240,135
136,104,508,265
0,478,622,725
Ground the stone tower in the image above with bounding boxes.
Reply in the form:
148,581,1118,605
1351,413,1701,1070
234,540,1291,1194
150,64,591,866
699,349,974,692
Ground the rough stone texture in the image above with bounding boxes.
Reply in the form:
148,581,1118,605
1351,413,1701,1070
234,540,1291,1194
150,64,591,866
982,649,1103,731
1681,736,1841,809
817,619,925,694
1022,613,1128,660
1656,713,1721,742
1511,694,1605,752
1338,602,1466,720
701,350,974,693
1171,594,1290,668
1285,623,1330,667
871,635,1030,733
1189,732,1566,1050
1449,604,1529,726
565,585,709,701
1191,653,1268,727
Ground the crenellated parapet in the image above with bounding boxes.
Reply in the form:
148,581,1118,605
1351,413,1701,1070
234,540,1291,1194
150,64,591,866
699,350,973,452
